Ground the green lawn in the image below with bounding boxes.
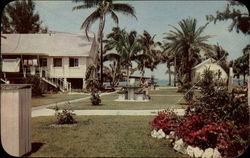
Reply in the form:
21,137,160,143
48,88,187,110
28,116,188,157
32,93,89,107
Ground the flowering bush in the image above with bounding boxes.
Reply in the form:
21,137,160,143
149,109,181,134
150,110,249,157
174,112,249,157
150,69,249,158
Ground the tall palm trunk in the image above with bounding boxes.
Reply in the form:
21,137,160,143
127,66,130,85
174,56,177,87
140,65,145,80
187,48,192,82
97,15,105,85
168,64,171,86
243,72,246,84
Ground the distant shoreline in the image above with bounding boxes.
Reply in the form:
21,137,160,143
104,78,246,86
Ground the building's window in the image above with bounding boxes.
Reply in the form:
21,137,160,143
69,58,79,67
39,58,47,67
53,58,62,67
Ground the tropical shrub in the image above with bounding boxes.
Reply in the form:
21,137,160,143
86,78,100,93
150,68,249,158
86,78,102,105
54,103,77,124
25,75,46,96
175,113,249,157
149,109,181,134
188,69,249,125
90,92,101,105
183,89,194,104
178,69,249,157
199,68,216,95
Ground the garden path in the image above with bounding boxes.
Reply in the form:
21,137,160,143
32,108,185,117
32,91,116,111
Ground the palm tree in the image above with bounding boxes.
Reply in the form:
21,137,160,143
138,30,162,74
104,29,144,84
232,60,241,85
209,43,229,73
163,17,213,85
211,43,229,61
233,47,249,84
72,0,136,84
161,49,174,86
103,61,124,88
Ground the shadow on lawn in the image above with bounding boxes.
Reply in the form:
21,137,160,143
24,142,44,156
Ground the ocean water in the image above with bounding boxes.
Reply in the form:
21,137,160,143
157,80,169,86
232,79,245,85
104,80,170,86
104,79,246,87
157,79,246,86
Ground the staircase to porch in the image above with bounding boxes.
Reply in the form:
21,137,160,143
1,68,71,92
39,68,71,92
0,78,9,84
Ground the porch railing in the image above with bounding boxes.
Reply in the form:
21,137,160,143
38,67,71,92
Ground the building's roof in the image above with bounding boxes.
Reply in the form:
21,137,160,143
1,32,96,57
192,58,216,70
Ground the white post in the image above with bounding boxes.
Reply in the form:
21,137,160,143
69,83,72,92
228,67,233,92
63,78,68,91
82,78,86,89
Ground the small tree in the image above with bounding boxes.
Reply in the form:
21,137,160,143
199,68,215,95
86,78,102,105
54,103,77,125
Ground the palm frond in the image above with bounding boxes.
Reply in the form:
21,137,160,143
195,22,209,37
168,24,184,37
72,0,101,7
110,11,119,25
112,3,137,19
81,9,101,40
72,4,92,10
104,53,120,61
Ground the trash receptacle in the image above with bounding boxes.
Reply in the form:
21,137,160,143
1,84,32,157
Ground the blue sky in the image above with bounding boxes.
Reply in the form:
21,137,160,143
34,0,249,80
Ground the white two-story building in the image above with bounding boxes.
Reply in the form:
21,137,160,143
1,32,98,91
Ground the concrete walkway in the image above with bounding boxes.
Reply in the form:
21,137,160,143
150,94,183,96
32,109,185,117
32,92,116,111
